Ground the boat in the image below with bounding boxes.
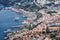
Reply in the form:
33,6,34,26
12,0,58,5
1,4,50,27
22,15,27,18
14,17,20,21
4,37,7,40
4,29,12,33
11,25,25,28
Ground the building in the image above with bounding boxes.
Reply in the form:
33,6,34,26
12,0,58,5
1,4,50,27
49,26,60,32
55,0,60,4
36,0,47,6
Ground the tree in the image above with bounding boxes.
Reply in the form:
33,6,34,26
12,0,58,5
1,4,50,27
48,0,55,2
46,27,50,33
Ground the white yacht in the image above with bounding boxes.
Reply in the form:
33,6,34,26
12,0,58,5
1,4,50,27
14,17,20,21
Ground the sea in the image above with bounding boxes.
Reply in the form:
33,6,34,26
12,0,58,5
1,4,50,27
0,4,26,40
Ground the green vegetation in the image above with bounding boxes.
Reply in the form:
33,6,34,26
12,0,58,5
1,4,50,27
48,0,55,2
46,27,50,33
47,11,57,16
50,34,56,39
28,24,36,30
19,3,40,12
27,22,43,30
36,13,42,19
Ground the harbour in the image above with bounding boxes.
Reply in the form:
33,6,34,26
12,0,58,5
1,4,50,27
0,9,26,40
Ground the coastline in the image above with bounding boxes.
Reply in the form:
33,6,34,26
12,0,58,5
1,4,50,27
4,7,35,15
0,8,27,40
5,11,60,40
1,0,60,40
4,7,37,19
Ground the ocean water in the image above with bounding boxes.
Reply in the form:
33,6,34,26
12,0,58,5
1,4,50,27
0,9,26,40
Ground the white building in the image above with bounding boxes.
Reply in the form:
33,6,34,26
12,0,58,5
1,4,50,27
34,0,47,6
55,0,60,4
